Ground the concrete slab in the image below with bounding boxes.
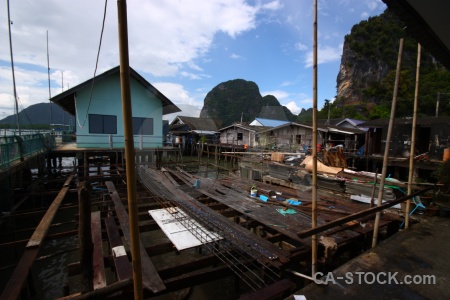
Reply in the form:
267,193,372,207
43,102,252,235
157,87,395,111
288,216,450,300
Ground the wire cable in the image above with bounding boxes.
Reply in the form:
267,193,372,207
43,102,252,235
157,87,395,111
79,0,108,128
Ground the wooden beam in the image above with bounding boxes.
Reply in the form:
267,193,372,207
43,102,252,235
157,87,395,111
27,175,74,248
105,181,166,293
91,211,107,290
1,174,74,300
105,216,133,281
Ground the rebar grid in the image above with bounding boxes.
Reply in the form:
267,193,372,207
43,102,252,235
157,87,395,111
138,166,281,291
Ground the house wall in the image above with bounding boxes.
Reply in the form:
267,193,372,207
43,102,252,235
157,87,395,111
259,126,324,150
220,127,256,146
75,73,163,148
369,123,450,160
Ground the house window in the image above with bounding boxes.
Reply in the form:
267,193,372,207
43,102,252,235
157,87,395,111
296,135,302,144
237,133,243,141
89,114,117,134
132,117,154,135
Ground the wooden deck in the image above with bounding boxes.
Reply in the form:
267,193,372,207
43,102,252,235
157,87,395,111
0,156,427,299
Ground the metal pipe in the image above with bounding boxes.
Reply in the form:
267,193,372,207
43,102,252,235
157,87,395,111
117,0,143,299
406,43,421,228
372,38,404,248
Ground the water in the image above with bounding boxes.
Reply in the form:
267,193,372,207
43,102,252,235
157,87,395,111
33,236,79,299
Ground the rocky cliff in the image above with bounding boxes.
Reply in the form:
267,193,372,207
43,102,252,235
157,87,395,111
336,10,403,106
334,9,450,119
199,79,296,127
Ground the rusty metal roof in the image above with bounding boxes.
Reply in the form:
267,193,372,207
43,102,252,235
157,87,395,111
361,116,450,127
170,116,220,132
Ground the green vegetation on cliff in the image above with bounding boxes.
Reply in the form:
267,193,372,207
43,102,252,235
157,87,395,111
329,9,450,120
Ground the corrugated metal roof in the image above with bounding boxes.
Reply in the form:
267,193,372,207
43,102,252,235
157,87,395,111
219,123,272,133
253,118,290,127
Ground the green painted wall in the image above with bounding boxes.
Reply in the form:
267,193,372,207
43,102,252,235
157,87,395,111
75,73,164,148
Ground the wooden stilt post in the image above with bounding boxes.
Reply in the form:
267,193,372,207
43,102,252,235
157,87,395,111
373,38,404,248
83,152,88,179
78,181,93,293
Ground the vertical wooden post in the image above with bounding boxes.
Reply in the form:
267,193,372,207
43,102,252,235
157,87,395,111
117,0,143,298
370,169,378,207
373,38,404,248
311,0,318,276
78,181,93,293
406,43,421,229
83,151,88,179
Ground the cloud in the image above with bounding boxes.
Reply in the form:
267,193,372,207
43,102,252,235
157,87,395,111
295,42,308,51
261,1,283,11
304,44,343,68
230,53,242,59
262,89,289,101
163,104,201,122
284,101,301,115
0,0,266,116
152,82,202,107
180,71,202,80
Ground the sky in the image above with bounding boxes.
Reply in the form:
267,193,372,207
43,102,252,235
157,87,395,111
0,0,387,123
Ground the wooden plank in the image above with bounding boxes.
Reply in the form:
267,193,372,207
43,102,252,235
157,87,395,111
162,170,180,187
91,211,107,290
105,216,133,281
1,175,74,300
105,181,166,293
27,175,74,248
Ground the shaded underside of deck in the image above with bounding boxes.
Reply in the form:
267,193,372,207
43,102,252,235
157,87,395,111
291,216,450,300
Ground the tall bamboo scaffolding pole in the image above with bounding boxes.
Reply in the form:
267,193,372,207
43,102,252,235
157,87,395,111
7,0,20,136
405,43,421,229
372,38,404,248
47,31,52,130
117,0,143,298
311,0,318,276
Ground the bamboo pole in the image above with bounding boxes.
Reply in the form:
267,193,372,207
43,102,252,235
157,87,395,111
406,43,421,229
311,0,318,276
7,0,20,136
372,38,404,248
117,1,143,299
